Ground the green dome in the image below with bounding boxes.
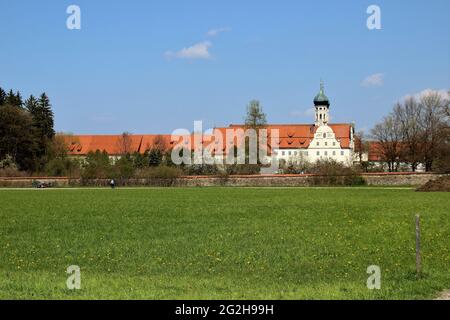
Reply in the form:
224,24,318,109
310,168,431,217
314,81,330,105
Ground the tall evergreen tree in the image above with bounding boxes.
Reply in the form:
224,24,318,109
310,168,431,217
36,93,55,140
148,148,163,167
0,87,6,105
24,93,55,169
5,90,23,107
25,95,39,114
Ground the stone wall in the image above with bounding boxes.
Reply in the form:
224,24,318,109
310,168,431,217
0,173,445,188
174,173,445,187
361,173,443,186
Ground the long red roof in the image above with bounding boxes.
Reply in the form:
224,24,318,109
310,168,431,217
65,123,353,156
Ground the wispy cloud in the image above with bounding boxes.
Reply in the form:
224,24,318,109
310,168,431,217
401,88,450,102
165,27,230,61
290,108,315,118
207,27,231,37
361,73,384,87
165,41,212,60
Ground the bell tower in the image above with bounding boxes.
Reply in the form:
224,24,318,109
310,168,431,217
314,81,330,126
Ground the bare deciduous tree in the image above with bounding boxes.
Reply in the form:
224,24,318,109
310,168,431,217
371,114,402,172
117,132,133,155
153,135,168,153
393,98,422,171
419,92,447,171
371,90,449,172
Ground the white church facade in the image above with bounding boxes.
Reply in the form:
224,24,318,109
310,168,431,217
256,82,355,166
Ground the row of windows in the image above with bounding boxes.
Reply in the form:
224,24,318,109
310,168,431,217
317,141,336,147
280,151,307,157
277,150,346,157
316,150,345,156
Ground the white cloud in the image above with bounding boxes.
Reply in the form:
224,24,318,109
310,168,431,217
165,41,212,60
401,88,450,102
290,107,315,118
361,73,384,87
207,27,231,37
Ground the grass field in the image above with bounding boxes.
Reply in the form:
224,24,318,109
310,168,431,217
0,187,449,300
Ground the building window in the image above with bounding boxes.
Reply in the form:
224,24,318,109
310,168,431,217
324,151,328,156
323,133,326,138
294,151,298,156
341,151,344,156
282,151,285,156
288,151,291,156
317,142,320,146
325,142,328,146
333,142,336,146
316,151,320,156
333,151,336,156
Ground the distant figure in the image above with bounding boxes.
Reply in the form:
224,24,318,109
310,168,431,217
110,179,115,189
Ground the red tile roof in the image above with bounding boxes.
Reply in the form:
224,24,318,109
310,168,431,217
219,123,352,149
65,123,353,156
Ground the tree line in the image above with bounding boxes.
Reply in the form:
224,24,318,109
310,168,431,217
1,87,449,177
368,90,449,172
0,86,56,172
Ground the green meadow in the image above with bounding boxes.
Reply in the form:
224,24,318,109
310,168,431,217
0,187,448,299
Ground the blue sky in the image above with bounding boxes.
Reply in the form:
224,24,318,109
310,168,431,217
1,0,449,134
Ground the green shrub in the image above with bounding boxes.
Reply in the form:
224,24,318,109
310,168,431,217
81,150,112,179
131,151,148,169
113,155,135,180
307,159,366,186
45,158,81,177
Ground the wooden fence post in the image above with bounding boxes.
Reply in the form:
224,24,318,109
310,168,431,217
415,214,421,277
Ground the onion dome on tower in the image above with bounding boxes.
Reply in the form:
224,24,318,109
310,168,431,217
314,80,330,107
314,81,330,126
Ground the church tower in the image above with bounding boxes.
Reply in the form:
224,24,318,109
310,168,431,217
314,81,330,126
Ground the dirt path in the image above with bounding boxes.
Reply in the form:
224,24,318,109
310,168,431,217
436,290,450,300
